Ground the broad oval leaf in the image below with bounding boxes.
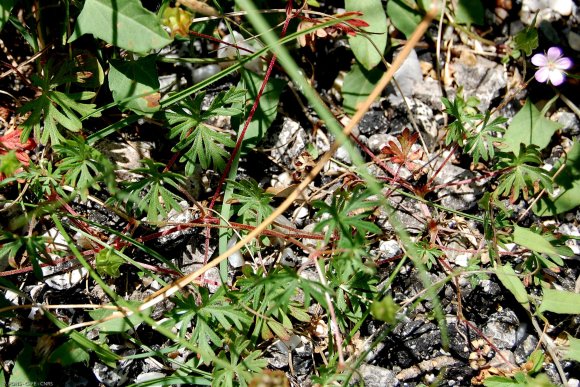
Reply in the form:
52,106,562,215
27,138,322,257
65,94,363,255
342,62,383,115
495,264,529,309
108,55,161,116
513,225,570,258
386,0,421,39
346,0,388,70
539,288,580,315
503,99,562,154
563,334,580,362
455,0,484,26
534,141,580,216
69,0,173,53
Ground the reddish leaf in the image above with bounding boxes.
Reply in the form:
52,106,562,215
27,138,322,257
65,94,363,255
0,129,36,166
380,128,423,171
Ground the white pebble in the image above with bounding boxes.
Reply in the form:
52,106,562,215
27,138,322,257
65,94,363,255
550,0,573,15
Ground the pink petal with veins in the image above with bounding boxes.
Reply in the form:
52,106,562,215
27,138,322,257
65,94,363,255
534,67,550,83
555,57,573,70
548,70,565,86
531,53,548,66
546,47,563,61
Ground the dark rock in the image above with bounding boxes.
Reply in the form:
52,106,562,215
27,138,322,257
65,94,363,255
464,280,504,323
514,333,539,364
448,320,479,360
357,110,390,136
393,320,441,361
432,158,482,211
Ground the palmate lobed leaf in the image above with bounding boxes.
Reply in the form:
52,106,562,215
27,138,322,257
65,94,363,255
168,288,251,365
19,88,99,145
495,145,553,203
54,136,115,201
314,186,381,243
121,159,185,222
214,337,267,387
166,89,244,173
230,178,274,226
465,114,506,164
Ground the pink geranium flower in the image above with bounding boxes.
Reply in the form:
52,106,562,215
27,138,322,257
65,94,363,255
531,47,573,86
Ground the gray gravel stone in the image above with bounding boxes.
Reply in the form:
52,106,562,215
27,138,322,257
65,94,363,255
450,56,507,112
353,364,398,387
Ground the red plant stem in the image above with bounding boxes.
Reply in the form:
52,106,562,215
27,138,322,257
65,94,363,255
430,167,511,191
348,133,415,191
207,3,300,211
460,319,517,369
425,144,458,188
136,220,324,244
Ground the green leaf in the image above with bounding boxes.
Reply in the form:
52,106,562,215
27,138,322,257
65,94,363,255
0,0,14,32
68,0,172,53
527,350,545,374
166,88,243,173
120,159,185,222
55,136,116,201
513,226,569,259
48,340,91,366
455,0,484,25
534,141,580,216
562,334,580,362
44,310,121,367
465,113,506,164
9,345,46,386
483,375,520,386
495,264,529,309
231,178,274,226
495,145,553,203
514,25,538,56
213,337,267,387
95,248,126,278
0,151,21,177
108,55,161,116
237,70,284,152
88,301,149,332
342,62,383,115
538,288,580,314
313,186,381,243
371,295,399,324
503,99,562,154
386,0,421,39
168,288,251,364
346,0,388,70
18,62,101,145
441,94,482,146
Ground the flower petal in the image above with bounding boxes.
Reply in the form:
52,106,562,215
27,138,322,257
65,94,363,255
531,53,548,66
534,67,550,83
554,57,573,70
548,70,565,86
546,47,563,61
